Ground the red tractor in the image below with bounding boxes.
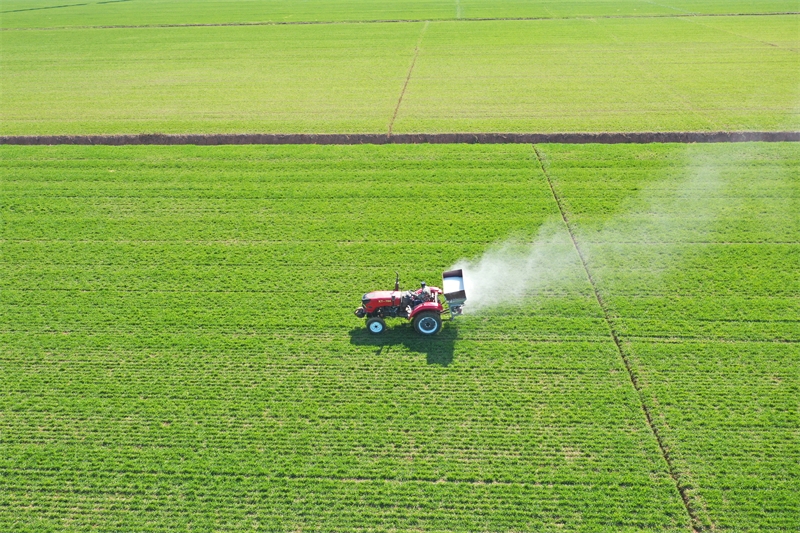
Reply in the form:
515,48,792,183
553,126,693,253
354,270,467,335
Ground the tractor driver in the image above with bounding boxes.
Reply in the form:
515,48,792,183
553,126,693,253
418,281,433,302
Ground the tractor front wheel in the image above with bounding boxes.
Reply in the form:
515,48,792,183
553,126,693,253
366,317,386,335
413,312,442,335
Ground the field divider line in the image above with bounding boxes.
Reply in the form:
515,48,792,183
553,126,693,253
533,145,704,533
2,131,798,145
388,21,428,136
2,11,798,31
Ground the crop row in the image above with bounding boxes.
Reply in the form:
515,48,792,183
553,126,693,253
3,239,794,264
1,470,690,532
5,255,795,296
6,290,796,344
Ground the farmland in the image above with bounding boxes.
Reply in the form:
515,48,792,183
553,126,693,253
540,143,800,530
2,9,798,134
1,0,799,531
3,0,797,28
2,143,798,530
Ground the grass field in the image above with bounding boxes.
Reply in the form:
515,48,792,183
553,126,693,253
3,9,798,135
2,143,797,531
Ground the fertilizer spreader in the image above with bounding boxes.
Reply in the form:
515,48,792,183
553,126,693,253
354,270,467,335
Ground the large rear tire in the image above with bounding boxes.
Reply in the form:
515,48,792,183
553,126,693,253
366,317,386,335
413,312,442,335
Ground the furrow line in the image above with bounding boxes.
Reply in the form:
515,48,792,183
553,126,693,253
533,144,704,532
388,22,428,136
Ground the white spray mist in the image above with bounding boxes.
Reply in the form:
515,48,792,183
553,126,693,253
451,220,580,313
450,146,725,314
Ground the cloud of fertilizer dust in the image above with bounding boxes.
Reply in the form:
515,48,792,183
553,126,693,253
451,220,580,313
451,147,725,313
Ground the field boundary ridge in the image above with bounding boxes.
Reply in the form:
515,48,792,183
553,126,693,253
2,131,798,146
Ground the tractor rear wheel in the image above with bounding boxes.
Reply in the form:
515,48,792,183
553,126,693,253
413,312,442,335
366,317,386,335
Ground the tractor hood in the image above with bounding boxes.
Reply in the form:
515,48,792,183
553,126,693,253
362,290,401,302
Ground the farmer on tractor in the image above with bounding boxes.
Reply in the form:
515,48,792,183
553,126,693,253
417,282,433,303
353,271,467,336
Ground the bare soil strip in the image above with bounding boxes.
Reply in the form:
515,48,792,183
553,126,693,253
2,131,797,145
534,144,705,532
3,11,797,31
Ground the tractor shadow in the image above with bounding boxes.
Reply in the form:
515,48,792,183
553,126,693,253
348,322,457,366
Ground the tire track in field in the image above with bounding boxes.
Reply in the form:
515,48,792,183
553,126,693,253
2,131,798,145
388,21,428,136
533,145,706,532
2,11,797,31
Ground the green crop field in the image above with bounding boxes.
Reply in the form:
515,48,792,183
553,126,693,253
2,0,797,28
1,143,798,530
1,0,799,531
2,2,798,135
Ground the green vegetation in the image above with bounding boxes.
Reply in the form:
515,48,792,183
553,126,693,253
1,0,798,530
396,16,800,133
2,143,797,530
2,0,796,28
540,142,800,530
1,23,423,135
3,13,798,135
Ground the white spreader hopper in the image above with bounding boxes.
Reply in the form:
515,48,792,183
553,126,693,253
442,269,467,316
